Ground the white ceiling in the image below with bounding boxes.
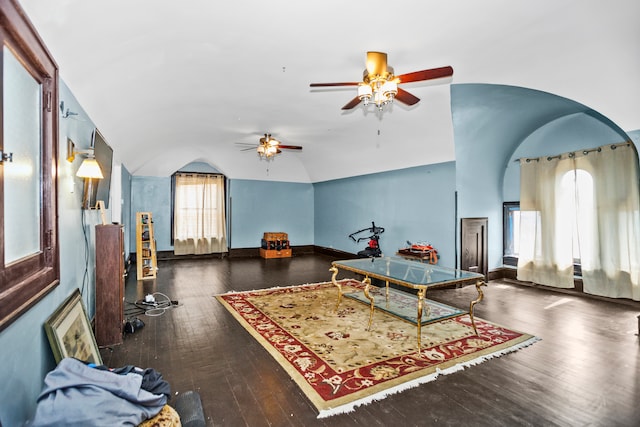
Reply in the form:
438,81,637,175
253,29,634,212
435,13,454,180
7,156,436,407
18,0,640,183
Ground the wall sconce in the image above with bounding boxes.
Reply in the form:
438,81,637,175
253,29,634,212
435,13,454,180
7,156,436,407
76,156,104,179
67,138,104,209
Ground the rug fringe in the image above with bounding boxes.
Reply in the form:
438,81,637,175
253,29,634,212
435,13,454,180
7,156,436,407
317,335,541,418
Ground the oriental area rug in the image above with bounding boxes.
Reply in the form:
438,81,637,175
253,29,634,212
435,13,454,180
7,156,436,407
216,280,538,418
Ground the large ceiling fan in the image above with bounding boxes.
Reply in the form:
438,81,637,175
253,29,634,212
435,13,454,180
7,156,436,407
237,134,302,160
310,51,453,110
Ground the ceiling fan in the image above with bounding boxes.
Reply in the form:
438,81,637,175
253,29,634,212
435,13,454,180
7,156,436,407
237,134,302,160
310,51,453,110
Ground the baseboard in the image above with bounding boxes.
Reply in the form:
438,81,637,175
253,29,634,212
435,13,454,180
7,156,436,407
130,245,353,261
159,251,228,261
488,266,517,281
312,246,358,259
192,245,317,259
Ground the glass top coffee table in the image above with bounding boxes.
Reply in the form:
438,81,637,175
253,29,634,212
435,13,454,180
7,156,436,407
329,256,486,349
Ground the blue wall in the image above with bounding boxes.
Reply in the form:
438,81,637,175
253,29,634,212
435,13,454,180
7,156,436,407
129,163,223,252
128,175,315,252
0,81,106,426
229,179,314,248
502,112,630,201
130,176,172,251
126,164,457,267
314,163,457,267
128,164,456,263
452,83,638,270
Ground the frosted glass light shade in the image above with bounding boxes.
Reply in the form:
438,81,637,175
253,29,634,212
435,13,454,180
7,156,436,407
76,157,104,179
358,84,373,99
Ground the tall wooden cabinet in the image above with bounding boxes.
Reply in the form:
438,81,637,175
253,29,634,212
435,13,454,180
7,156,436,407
95,224,125,347
136,212,157,280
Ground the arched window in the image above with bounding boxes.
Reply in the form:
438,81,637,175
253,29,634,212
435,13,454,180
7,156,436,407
558,169,594,263
516,143,639,300
505,169,595,271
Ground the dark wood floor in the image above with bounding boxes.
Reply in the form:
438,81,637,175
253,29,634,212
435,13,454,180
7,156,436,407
100,253,640,427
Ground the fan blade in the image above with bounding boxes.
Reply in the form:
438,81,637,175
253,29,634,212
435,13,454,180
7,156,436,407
396,66,454,84
366,51,388,76
395,88,420,106
310,82,359,87
240,147,256,152
278,145,303,150
342,96,362,110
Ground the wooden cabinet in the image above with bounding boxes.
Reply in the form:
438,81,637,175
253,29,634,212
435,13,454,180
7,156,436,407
136,212,157,280
95,224,124,347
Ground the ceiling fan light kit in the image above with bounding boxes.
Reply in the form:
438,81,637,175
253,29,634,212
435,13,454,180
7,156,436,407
357,79,398,109
311,51,453,111
256,135,279,160
255,134,301,161
240,51,450,162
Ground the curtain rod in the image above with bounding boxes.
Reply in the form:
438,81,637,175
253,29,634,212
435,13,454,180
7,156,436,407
173,171,223,176
514,141,632,163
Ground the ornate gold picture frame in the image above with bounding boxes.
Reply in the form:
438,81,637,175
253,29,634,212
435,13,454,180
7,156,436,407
44,289,102,365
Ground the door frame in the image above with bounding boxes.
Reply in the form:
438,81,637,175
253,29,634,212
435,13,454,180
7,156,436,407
460,217,488,277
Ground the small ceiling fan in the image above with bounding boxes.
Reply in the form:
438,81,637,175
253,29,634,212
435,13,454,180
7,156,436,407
237,134,302,160
310,51,453,110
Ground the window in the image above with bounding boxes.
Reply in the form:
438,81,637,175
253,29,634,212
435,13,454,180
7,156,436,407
506,164,597,278
171,173,227,255
503,152,608,287
0,1,60,331
559,169,594,266
502,202,520,266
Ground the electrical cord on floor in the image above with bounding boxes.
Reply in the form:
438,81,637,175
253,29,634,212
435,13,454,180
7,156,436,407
124,301,146,318
123,293,179,337
130,292,178,317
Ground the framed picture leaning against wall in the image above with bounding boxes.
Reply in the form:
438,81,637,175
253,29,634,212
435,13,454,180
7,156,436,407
44,289,102,365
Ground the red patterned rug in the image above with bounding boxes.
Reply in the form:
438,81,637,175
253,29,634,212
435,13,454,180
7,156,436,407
216,280,538,418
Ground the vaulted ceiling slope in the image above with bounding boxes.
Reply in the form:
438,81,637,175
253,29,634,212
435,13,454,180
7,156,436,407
19,0,640,183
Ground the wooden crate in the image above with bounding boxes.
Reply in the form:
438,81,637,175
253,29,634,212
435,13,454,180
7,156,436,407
260,248,292,259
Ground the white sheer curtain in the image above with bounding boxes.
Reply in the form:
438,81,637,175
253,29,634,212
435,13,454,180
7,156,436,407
517,156,575,288
574,143,640,300
518,142,640,301
173,173,228,255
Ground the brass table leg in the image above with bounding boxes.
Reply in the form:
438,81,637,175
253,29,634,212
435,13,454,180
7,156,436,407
329,266,342,312
363,277,374,330
384,280,390,310
468,280,487,335
416,288,426,350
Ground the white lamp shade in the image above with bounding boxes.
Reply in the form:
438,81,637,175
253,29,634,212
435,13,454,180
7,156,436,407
358,84,373,100
381,80,398,97
76,158,104,179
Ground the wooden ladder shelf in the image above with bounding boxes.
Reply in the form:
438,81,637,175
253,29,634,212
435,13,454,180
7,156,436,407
136,212,158,280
